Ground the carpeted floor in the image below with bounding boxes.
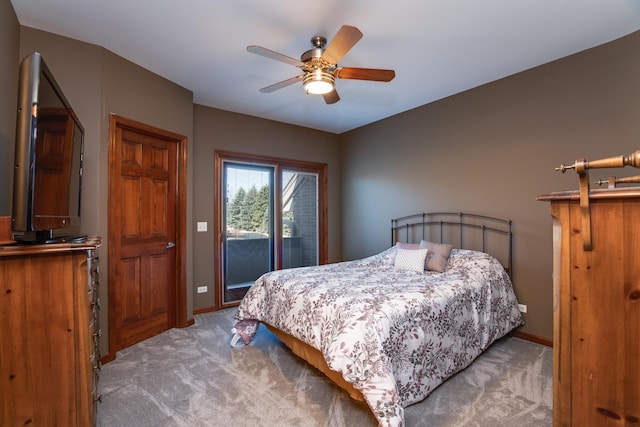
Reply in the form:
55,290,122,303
96,308,552,427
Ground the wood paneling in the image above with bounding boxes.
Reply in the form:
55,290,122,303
0,239,101,426
539,189,640,426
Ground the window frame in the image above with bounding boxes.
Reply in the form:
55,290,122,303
213,150,328,308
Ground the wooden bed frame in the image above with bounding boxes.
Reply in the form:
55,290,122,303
265,324,366,401
265,212,514,404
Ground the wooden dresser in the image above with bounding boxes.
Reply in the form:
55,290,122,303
538,189,639,426
0,237,101,426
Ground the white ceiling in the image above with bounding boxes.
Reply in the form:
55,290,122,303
10,0,640,134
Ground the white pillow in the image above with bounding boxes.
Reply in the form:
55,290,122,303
394,248,428,272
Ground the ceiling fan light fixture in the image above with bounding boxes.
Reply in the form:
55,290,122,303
303,70,334,95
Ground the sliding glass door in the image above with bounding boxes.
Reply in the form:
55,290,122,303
215,151,327,307
281,170,318,269
222,162,274,304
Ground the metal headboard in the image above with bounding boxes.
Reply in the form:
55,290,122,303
391,212,513,280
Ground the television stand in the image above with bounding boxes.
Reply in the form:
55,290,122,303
44,235,88,244
13,230,88,244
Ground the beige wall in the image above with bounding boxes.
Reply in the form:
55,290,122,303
191,105,341,309
0,4,340,354
2,0,639,345
340,31,640,340
0,0,19,215
99,42,196,344
16,26,195,358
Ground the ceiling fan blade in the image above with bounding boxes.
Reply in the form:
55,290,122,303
323,90,340,104
335,67,396,82
247,45,304,67
259,75,303,93
322,25,363,64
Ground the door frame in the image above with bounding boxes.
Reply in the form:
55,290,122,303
107,114,189,359
213,150,328,309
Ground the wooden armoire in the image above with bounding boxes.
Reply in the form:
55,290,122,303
538,188,640,426
0,237,101,426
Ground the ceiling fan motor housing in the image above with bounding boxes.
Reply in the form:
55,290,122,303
301,35,334,70
301,47,324,63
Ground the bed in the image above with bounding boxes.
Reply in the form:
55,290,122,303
232,212,524,427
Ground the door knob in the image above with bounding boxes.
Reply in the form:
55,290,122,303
166,241,176,249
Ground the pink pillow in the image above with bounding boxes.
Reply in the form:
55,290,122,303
396,242,419,250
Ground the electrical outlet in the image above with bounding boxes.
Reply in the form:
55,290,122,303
197,222,207,232
518,304,527,313
197,286,208,294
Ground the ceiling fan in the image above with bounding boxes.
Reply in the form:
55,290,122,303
247,25,395,104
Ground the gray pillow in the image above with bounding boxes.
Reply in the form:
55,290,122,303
419,240,453,272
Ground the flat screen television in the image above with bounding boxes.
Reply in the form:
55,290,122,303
12,52,85,243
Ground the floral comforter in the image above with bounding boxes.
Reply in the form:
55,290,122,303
233,248,524,427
